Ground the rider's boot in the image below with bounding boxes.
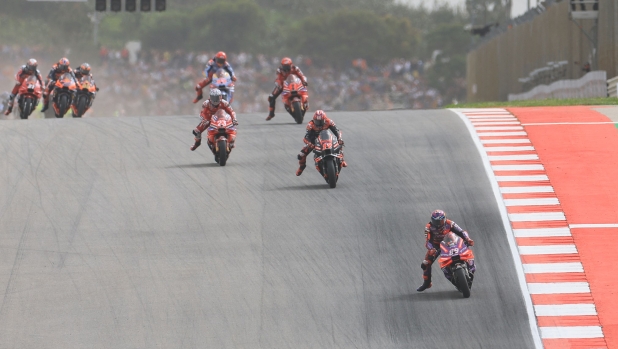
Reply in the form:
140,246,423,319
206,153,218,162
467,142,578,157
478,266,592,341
266,94,276,120
417,277,432,292
296,165,306,176
266,110,275,121
341,160,348,167
41,96,49,113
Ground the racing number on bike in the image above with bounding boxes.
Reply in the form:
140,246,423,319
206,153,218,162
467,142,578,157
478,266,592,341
449,248,459,256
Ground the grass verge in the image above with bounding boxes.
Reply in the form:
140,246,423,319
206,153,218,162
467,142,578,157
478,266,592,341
445,97,618,109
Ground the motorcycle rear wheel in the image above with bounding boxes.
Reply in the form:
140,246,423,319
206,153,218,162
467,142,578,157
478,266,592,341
454,267,471,298
217,139,228,166
326,158,337,188
292,101,303,124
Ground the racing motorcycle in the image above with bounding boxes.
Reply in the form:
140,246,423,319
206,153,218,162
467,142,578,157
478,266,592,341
16,75,42,119
210,69,235,104
438,232,476,298
313,129,344,188
71,75,97,118
281,74,308,124
208,109,237,166
50,73,77,118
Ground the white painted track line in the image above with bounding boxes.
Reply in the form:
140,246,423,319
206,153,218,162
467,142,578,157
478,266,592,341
497,175,549,182
478,131,528,136
535,304,597,316
513,227,571,237
482,139,531,144
518,245,578,255
485,146,536,152
523,263,584,273
540,326,604,339
489,154,539,161
504,198,560,206
509,212,566,221
528,282,590,294
500,186,554,194
492,164,544,171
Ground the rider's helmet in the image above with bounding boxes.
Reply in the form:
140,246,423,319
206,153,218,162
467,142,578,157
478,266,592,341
312,110,327,129
280,57,292,73
430,210,447,232
24,59,38,73
214,52,227,66
209,89,223,107
57,57,70,71
79,63,91,75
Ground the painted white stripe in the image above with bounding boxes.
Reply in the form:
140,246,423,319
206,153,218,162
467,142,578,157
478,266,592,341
504,198,560,206
482,139,531,144
528,282,590,294
489,154,539,161
523,263,583,273
570,224,618,228
523,121,617,126
468,116,515,120
509,212,566,221
535,304,597,316
476,126,524,131
518,244,577,255
472,121,520,125
453,109,543,349
478,131,528,136
513,227,571,237
465,112,511,115
484,146,535,152
497,175,549,182
500,186,554,194
540,326,603,339
492,164,544,171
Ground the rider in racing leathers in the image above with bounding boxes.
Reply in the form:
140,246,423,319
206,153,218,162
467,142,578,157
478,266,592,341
417,209,474,292
266,57,308,121
296,110,347,176
4,59,45,115
190,89,239,152
193,51,237,103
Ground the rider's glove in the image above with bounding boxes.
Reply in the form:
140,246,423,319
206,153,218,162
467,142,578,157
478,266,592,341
466,238,474,247
302,80,308,87
338,138,344,146
233,119,239,126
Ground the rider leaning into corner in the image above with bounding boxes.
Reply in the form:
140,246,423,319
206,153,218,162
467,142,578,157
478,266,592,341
417,209,474,292
266,57,308,121
296,110,347,176
190,89,239,151
41,57,78,112
4,58,45,115
193,51,237,103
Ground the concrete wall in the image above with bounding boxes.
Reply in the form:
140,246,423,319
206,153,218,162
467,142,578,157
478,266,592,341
467,0,616,102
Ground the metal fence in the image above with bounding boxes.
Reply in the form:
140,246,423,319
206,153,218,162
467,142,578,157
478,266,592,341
467,0,616,102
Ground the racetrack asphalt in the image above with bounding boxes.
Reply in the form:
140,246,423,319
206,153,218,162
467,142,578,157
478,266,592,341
0,110,535,348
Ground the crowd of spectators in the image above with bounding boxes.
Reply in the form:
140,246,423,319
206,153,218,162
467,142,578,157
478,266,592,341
1,44,444,118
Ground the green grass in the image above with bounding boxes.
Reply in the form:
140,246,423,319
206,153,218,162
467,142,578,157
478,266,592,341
445,97,618,109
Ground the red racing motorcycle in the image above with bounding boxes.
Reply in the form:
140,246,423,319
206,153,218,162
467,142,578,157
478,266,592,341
281,74,308,124
438,232,476,298
313,129,344,188
16,75,43,119
207,109,237,166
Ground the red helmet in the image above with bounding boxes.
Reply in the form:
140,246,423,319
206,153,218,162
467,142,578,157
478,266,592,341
215,51,227,66
281,57,292,72
25,58,38,73
58,57,70,71
312,110,327,129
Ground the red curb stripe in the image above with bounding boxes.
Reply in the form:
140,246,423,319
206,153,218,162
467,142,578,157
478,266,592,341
526,273,588,283
516,237,575,245
531,293,595,305
521,254,582,263
537,316,601,327
542,338,607,349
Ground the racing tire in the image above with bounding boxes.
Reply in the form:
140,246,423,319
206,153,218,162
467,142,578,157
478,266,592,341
217,139,227,166
75,96,87,118
21,98,33,119
292,101,303,124
326,158,337,188
455,267,471,298
57,94,69,118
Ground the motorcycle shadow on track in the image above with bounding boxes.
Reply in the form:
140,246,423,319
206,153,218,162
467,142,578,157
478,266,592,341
165,163,226,169
383,290,462,302
275,184,331,191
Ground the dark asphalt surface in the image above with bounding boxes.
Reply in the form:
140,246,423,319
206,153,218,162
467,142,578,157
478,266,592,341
0,110,535,348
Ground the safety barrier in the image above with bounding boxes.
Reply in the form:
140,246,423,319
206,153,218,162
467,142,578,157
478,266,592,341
607,76,618,97
507,71,607,101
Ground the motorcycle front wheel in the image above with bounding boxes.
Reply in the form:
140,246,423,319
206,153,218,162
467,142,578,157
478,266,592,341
217,139,228,166
292,101,303,124
76,95,88,118
454,267,471,298
57,94,69,118
21,97,33,119
326,158,337,188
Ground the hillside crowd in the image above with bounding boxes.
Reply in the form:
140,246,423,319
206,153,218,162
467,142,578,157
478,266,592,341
1,45,443,117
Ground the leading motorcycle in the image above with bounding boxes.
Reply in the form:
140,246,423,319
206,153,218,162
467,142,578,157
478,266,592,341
50,73,77,118
438,232,476,298
281,74,308,124
207,109,237,166
313,129,344,188
71,75,97,118
16,75,42,119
